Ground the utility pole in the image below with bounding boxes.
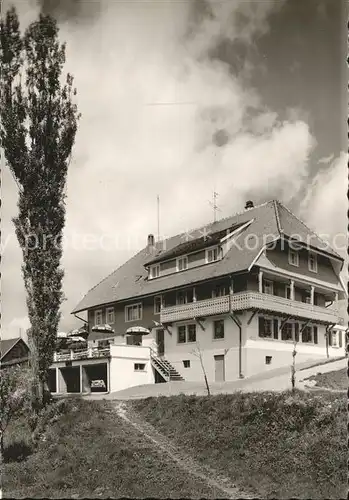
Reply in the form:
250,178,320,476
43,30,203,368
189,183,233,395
157,195,160,242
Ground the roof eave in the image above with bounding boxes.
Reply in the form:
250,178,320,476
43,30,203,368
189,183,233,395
70,267,250,314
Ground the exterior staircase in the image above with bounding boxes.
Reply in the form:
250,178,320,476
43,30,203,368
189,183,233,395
150,350,184,382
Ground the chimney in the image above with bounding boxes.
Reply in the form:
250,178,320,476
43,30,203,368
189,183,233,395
147,234,155,248
245,200,254,210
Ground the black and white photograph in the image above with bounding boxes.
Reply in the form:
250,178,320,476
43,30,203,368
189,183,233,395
1,0,347,498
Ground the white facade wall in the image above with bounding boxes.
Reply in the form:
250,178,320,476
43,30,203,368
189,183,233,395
245,315,345,377
109,344,155,393
155,313,244,382
155,311,345,383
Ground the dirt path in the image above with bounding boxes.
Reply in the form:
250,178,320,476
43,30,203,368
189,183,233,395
114,401,256,500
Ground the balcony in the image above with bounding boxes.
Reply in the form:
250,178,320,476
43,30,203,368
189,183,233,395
160,292,339,324
53,347,110,362
160,295,230,323
230,291,339,323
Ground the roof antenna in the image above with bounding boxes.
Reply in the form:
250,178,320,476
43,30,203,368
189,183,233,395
208,189,221,223
157,195,160,242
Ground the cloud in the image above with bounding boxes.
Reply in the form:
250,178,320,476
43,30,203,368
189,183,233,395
3,0,316,333
299,152,348,321
1,315,31,342
300,152,347,257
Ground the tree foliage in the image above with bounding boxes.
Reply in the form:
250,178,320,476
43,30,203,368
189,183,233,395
0,7,80,403
0,366,31,456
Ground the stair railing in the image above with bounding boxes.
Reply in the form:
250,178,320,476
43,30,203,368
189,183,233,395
150,348,171,382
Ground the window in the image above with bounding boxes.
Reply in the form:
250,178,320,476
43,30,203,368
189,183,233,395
213,320,225,340
183,360,190,368
94,310,103,325
98,339,110,349
212,285,226,298
329,329,341,348
154,295,163,314
281,322,293,341
177,324,196,344
150,265,160,279
177,256,188,272
206,247,220,263
134,363,146,371
258,317,273,338
187,324,197,343
178,325,186,344
263,279,274,295
258,317,278,339
308,252,317,273
288,249,299,267
265,356,272,365
295,323,299,342
285,285,291,300
302,325,312,343
125,303,142,322
106,307,115,324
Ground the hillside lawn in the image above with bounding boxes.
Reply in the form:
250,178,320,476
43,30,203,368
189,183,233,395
304,368,347,390
132,391,347,499
3,390,346,499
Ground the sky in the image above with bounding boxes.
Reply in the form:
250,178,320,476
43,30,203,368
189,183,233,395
2,0,348,340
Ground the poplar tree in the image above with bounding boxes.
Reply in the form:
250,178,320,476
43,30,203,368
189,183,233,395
0,7,80,405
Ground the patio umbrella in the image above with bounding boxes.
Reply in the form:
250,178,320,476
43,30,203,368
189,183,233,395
126,326,151,336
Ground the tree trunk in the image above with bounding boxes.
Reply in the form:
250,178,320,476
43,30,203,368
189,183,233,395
199,354,210,396
0,429,4,470
291,342,297,393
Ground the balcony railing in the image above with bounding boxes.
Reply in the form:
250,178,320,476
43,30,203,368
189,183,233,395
160,295,230,323
160,292,339,324
231,291,339,323
53,347,110,362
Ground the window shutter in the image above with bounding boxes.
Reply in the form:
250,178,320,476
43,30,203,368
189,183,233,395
273,319,278,339
339,331,343,348
328,330,332,346
258,317,265,336
295,323,299,342
313,326,318,345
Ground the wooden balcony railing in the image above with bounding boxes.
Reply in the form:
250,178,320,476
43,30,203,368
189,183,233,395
160,292,339,324
160,295,230,323
231,291,339,323
53,347,110,362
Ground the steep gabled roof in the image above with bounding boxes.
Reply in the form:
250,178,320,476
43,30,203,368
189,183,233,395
72,200,343,314
0,337,27,360
274,201,342,259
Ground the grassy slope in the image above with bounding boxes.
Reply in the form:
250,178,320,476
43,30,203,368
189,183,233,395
133,391,347,500
3,398,223,499
305,368,347,390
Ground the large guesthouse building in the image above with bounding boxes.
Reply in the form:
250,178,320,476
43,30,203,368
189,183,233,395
49,200,347,394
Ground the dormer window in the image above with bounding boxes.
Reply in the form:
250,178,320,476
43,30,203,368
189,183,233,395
176,256,188,272
288,249,299,267
206,247,220,263
149,265,160,279
308,252,317,273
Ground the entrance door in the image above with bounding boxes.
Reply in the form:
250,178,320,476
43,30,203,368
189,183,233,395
214,355,225,382
156,329,165,356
